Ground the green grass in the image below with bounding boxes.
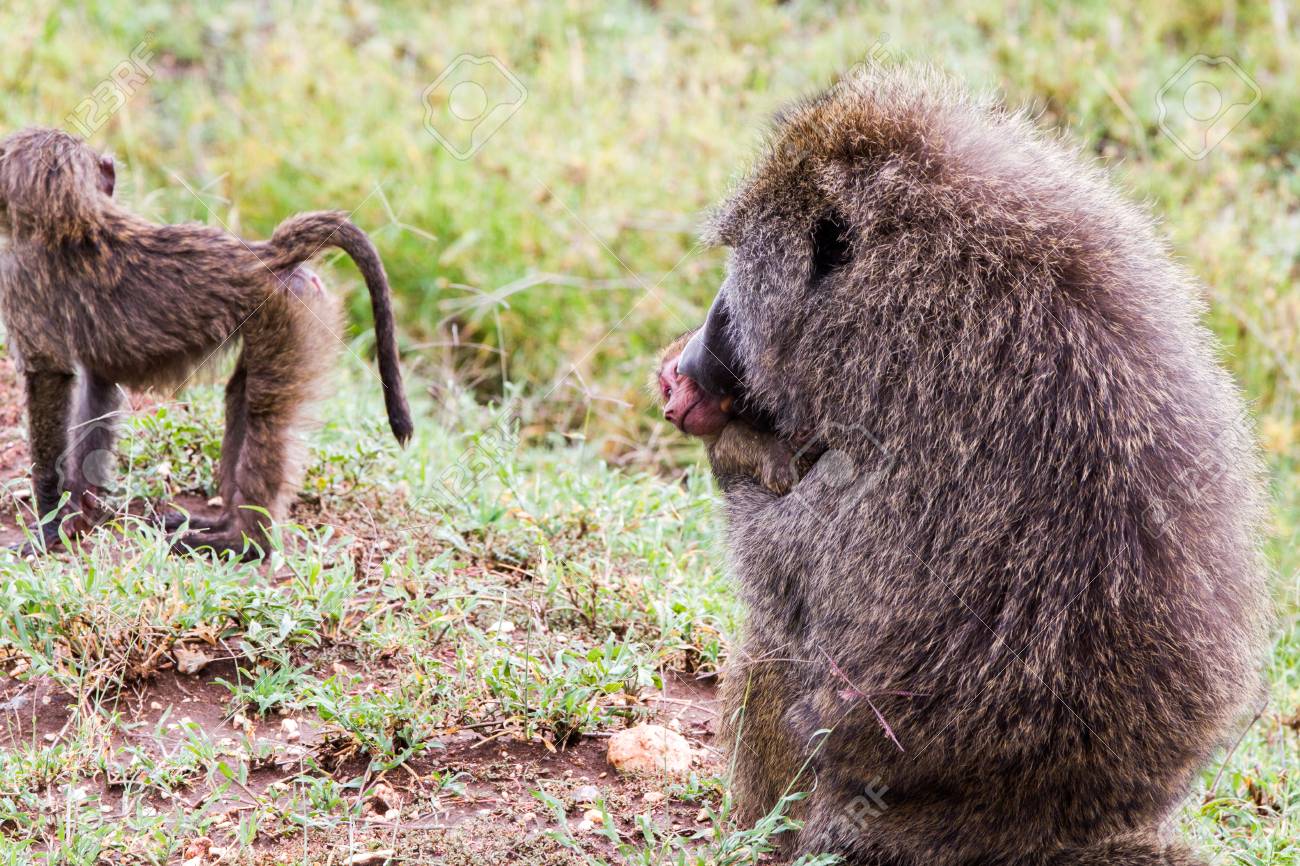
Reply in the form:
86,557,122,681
0,1,1298,863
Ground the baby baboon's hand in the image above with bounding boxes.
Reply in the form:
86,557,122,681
709,421,800,495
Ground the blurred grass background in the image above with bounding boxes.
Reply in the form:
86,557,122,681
2,0,1296,636
7,0,1297,578
3,1,1295,433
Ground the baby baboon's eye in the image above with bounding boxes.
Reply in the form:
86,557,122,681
810,215,851,283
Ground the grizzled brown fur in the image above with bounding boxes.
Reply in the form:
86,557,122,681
0,127,412,558
681,68,1268,864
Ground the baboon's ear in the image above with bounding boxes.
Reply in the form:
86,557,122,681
810,214,851,283
98,155,115,197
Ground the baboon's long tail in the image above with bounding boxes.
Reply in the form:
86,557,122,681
267,211,413,445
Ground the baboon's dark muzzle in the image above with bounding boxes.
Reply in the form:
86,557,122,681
678,292,742,397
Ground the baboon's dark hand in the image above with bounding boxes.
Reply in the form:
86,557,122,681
156,510,226,533
171,531,261,562
6,522,66,557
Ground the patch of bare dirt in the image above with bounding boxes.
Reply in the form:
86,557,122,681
0,356,27,546
1,662,721,863
0,673,77,745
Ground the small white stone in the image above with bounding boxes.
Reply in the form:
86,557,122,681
607,724,692,776
344,852,396,866
571,784,600,803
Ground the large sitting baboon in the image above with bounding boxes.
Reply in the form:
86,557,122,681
677,67,1268,865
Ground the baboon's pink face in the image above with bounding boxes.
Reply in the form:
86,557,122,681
659,346,733,436
679,209,852,438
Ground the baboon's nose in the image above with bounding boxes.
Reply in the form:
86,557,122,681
678,298,742,397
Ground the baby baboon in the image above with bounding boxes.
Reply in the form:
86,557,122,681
677,68,1268,864
656,329,813,494
0,127,413,559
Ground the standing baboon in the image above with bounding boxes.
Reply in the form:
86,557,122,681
676,68,1268,864
656,329,816,494
0,127,412,559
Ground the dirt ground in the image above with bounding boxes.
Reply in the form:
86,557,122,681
0,359,725,864
0,356,26,547
0,664,721,863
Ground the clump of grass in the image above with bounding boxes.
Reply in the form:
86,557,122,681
480,634,660,747
216,654,313,717
304,672,445,772
0,524,349,691
536,784,840,866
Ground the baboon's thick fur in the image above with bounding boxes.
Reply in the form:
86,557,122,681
706,68,1268,865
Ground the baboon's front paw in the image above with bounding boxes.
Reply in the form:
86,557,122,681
7,522,65,557
172,531,260,561
157,510,226,533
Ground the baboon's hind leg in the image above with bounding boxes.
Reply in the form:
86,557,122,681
63,371,123,523
721,643,810,827
217,357,250,508
175,278,335,559
161,358,246,534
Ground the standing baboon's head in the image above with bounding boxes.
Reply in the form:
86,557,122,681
678,66,1112,458
0,127,115,242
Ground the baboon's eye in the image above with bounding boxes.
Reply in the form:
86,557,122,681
810,215,851,283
